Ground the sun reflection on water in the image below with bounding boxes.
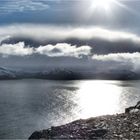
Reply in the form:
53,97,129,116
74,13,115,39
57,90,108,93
76,80,122,119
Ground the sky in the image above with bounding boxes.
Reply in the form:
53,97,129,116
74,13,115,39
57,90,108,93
0,0,139,29
0,0,140,73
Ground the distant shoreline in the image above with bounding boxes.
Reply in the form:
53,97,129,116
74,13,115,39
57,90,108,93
0,78,139,81
1,67,140,81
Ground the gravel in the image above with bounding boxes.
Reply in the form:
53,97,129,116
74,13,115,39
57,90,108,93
29,101,140,139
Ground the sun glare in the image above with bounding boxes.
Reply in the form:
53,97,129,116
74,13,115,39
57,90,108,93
91,0,116,12
76,80,122,118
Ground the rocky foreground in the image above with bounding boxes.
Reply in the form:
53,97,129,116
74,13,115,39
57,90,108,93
29,102,140,139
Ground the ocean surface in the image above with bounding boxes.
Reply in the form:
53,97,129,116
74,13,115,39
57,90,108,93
0,79,140,139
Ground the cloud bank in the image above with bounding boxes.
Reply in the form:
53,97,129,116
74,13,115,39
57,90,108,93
92,52,140,63
1,41,140,64
0,24,140,74
0,24,140,42
1,24,140,55
0,42,91,58
92,52,140,71
1,41,140,72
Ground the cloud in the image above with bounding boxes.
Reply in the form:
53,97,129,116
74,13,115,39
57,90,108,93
1,41,140,73
1,41,140,63
1,24,140,55
0,36,10,43
0,42,34,56
1,50,140,78
0,24,140,42
1,41,140,75
92,52,140,63
0,0,49,14
0,42,91,58
92,52,140,72
36,43,91,57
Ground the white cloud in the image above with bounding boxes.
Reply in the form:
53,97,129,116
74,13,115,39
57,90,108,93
37,43,91,57
1,40,140,63
0,42,34,56
0,42,91,58
2,41,140,72
1,42,140,74
1,23,140,73
0,0,49,14
92,52,140,71
0,24,140,43
92,52,140,62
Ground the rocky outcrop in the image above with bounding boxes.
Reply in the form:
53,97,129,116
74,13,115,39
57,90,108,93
29,101,140,139
125,101,140,113
29,120,108,139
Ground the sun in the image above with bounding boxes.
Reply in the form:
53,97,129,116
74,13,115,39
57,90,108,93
85,0,134,18
91,0,116,12
93,0,114,10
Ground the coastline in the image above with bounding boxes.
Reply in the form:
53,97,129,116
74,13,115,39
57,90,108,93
29,102,140,139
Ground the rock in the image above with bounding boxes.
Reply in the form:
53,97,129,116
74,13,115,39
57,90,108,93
29,101,140,139
125,101,140,113
28,131,43,139
125,106,136,113
129,109,139,113
92,129,108,137
29,130,50,139
135,101,140,109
